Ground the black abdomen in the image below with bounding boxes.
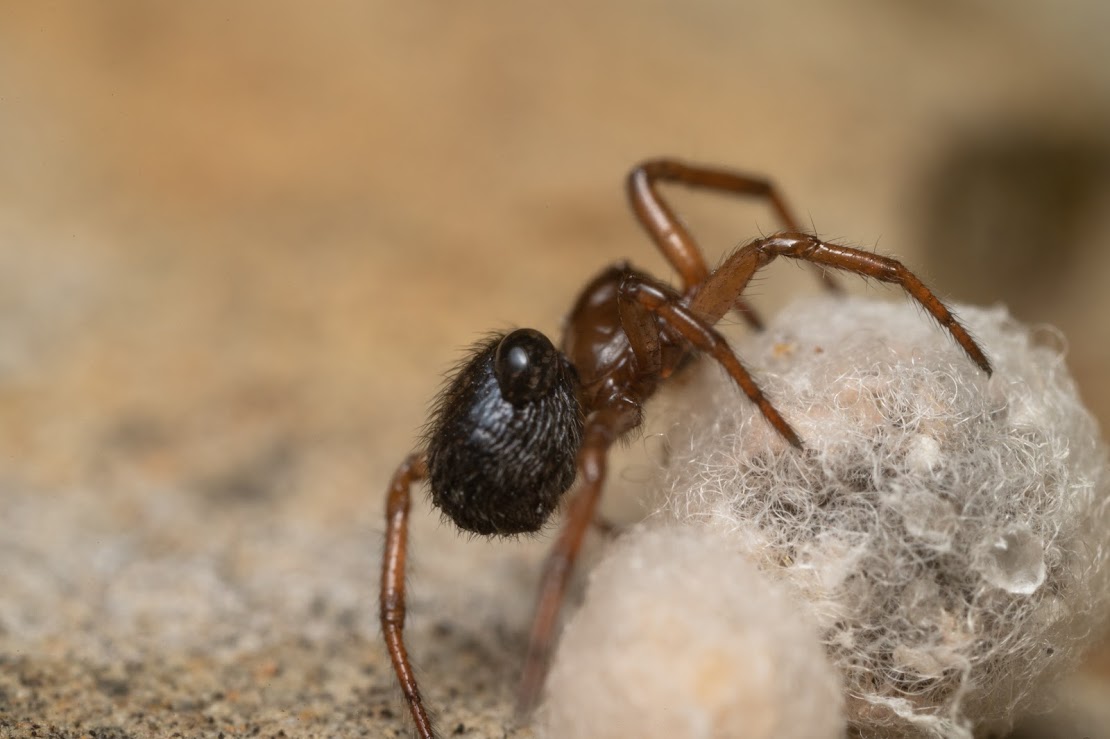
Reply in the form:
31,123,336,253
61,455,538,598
426,333,583,535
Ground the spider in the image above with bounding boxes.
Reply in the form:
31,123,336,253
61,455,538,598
380,158,991,738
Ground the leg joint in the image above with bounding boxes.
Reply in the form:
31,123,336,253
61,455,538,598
617,274,668,308
380,595,406,626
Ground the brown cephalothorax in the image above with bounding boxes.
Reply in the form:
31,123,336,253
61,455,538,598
379,159,992,738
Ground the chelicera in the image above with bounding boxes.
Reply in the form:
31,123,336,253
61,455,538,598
380,159,992,738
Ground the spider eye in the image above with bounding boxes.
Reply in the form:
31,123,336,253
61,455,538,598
494,328,561,405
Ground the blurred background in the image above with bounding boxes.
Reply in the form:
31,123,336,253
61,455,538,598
0,2,1107,737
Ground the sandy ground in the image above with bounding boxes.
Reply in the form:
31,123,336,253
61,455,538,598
0,2,1108,737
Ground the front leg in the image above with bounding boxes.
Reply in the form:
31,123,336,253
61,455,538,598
380,453,435,739
619,276,803,447
689,233,992,375
626,158,841,306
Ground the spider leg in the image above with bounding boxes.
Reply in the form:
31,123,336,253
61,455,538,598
380,453,436,739
617,277,664,379
620,276,804,448
626,158,841,319
516,403,641,718
690,233,993,374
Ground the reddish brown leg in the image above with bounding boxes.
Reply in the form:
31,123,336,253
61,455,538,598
690,233,993,375
616,277,663,379
380,453,436,739
619,278,803,448
516,403,640,717
626,158,841,315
